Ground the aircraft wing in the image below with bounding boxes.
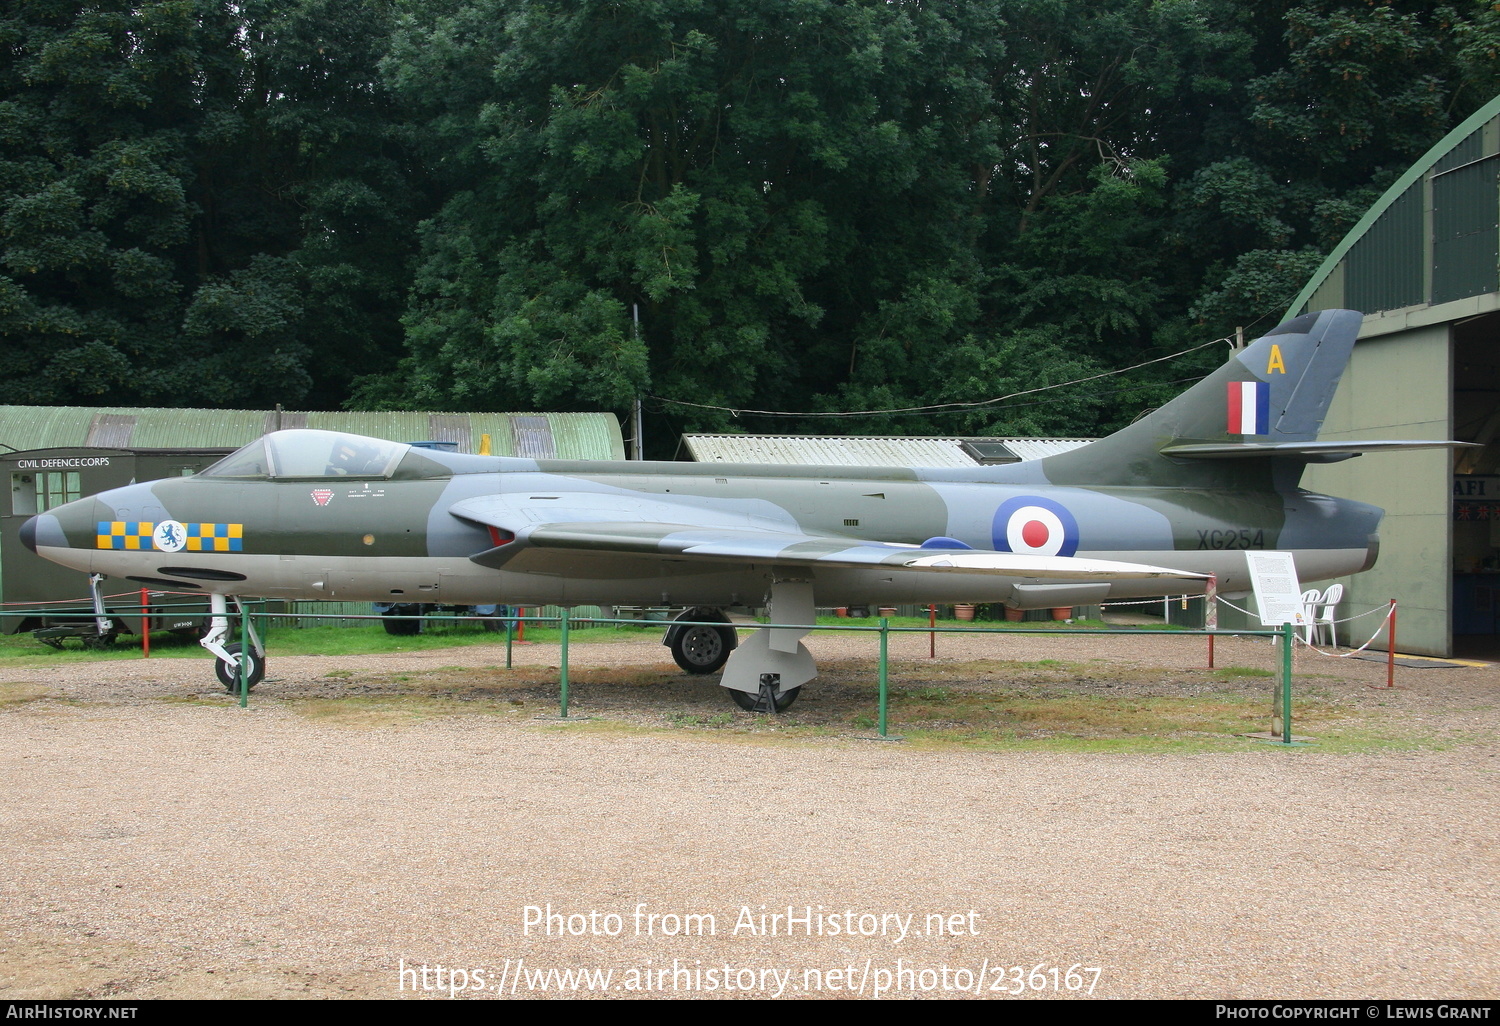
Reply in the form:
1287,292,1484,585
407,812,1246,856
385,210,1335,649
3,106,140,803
449,495,1203,582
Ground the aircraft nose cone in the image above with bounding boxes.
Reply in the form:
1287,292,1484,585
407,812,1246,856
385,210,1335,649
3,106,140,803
20,513,65,553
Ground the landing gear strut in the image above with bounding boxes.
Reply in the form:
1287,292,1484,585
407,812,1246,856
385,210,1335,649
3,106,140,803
201,594,266,693
718,580,816,713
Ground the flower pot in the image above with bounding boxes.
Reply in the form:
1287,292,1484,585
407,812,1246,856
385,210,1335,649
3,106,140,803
954,604,976,621
878,606,897,618
1051,606,1073,620
1004,605,1025,622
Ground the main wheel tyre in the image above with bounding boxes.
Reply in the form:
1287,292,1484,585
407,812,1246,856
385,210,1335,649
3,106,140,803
728,686,801,713
215,642,265,693
382,612,421,636
671,622,735,674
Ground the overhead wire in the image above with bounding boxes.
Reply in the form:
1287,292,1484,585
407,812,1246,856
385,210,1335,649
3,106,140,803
647,333,1234,419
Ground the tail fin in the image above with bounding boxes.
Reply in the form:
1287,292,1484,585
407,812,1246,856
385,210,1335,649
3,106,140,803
1041,309,1364,487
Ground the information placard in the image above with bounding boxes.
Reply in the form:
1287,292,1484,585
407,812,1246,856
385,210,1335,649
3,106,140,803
1244,551,1307,626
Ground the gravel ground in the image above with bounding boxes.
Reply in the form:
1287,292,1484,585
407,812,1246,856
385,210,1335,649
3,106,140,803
1,628,1496,1001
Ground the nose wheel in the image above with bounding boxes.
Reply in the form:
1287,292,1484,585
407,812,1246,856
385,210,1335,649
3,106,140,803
202,594,266,693
214,642,265,692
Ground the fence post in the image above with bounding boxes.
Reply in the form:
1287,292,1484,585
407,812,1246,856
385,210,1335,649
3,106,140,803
1205,574,1217,669
140,588,150,659
1280,620,1293,743
1386,599,1397,689
237,600,250,709
878,616,890,737
559,608,570,718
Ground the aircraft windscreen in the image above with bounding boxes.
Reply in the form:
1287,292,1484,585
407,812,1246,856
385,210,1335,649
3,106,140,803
201,431,409,479
201,439,270,478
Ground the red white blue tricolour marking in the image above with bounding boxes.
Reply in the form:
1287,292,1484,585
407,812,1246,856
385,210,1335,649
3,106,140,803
991,496,1079,557
1227,380,1270,435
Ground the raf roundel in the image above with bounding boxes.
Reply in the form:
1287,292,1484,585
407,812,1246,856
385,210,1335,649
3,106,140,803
991,496,1079,557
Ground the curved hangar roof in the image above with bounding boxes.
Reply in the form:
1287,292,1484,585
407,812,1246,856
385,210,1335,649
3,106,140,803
1292,92,1500,319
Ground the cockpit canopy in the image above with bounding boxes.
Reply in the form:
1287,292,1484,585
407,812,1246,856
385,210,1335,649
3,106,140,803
202,430,409,480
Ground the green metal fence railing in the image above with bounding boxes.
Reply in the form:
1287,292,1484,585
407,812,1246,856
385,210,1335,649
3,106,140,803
4,602,1323,745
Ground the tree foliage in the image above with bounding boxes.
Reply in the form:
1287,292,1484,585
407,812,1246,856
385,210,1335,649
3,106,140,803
0,0,422,407
2,1,1497,446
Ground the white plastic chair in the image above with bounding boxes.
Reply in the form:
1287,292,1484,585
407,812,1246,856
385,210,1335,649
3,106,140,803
1300,588,1324,643
1314,583,1343,647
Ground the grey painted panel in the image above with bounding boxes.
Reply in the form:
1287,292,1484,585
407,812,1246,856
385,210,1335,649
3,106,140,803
426,414,472,452
264,410,308,433
86,414,136,447
510,415,556,459
1345,182,1424,313
1431,155,1500,305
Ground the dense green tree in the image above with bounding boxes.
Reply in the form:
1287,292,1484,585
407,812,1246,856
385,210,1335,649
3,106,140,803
0,0,421,408
367,0,999,430
4,0,1497,439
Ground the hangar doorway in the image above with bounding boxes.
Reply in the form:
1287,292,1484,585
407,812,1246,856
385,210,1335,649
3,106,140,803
1451,311,1500,657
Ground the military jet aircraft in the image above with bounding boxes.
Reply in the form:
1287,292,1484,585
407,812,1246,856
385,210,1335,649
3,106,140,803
22,309,1457,711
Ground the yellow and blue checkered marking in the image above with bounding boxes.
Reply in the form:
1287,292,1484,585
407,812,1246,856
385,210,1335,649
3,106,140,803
184,522,242,551
97,521,154,550
96,522,243,552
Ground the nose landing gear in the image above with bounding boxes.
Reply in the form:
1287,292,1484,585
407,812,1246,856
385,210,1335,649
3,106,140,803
201,594,266,693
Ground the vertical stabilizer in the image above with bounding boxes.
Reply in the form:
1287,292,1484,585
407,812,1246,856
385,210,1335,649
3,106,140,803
1040,309,1364,487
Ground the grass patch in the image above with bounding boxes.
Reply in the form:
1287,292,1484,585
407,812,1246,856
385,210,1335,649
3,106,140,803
15,630,1443,758
0,681,53,707
281,693,523,728
889,685,1306,735
0,620,659,668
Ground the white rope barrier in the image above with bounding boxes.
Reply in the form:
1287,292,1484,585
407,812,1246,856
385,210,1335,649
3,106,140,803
1138,592,1396,659
1294,608,1394,659
1098,594,1202,608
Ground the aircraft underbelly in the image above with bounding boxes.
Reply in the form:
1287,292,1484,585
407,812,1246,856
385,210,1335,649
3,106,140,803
48,542,1370,609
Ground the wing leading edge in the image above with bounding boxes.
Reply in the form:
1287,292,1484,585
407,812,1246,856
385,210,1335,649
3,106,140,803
449,495,1203,583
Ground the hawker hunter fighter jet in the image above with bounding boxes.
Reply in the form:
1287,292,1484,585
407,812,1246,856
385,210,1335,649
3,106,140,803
23,309,1455,711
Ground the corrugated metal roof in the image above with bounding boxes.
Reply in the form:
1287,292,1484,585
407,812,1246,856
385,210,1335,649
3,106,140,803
0,406,625,460
997,437,1098,461
681,434,1094,467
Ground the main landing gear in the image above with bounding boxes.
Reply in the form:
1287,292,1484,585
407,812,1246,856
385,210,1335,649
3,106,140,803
663,607,737,674
664,583,817,713
727,676,802,714
201,594,266,692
